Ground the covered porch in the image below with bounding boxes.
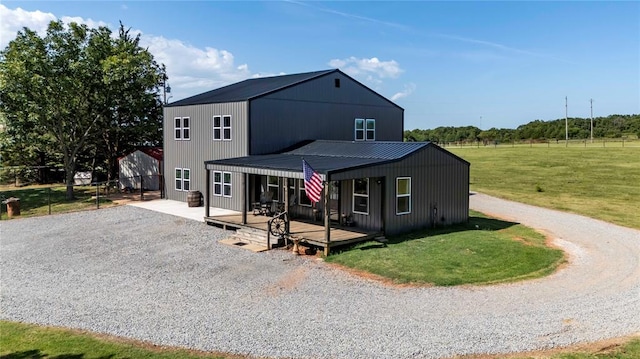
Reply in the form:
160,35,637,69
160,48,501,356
204,211,381,254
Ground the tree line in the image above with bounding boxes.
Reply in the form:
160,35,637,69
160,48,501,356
0,20,165,199
404,114,640,144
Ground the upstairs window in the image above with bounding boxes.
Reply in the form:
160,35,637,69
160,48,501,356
366,119,375,140
213,115,232,140
174,117,190,140
355,118,375,141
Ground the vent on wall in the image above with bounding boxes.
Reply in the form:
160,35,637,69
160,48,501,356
334,78,340,88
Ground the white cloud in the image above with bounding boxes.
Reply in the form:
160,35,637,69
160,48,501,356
141,35,251,100
328,56,403,80
0,4,253,102
391,83,416,101
0,4,55,48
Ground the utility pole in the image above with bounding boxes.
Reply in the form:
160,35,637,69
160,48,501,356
565,96,568,147
590,98,594,143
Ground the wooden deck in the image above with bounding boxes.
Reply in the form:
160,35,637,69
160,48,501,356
205,212,381,252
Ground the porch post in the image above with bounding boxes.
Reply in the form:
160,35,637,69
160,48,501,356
324,177,331,256
242,173,247,225
205,168,210,218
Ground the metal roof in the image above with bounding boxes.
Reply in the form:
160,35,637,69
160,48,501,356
205,140,431,176
166,70,336,107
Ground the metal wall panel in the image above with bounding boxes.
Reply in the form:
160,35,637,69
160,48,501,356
330,145,469,236
163,102,248,211
250,72,404,154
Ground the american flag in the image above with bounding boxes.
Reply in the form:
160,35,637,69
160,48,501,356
302,159,323,203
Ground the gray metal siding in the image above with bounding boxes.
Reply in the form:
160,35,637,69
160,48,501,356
163,102,248,211
332,146,469,236
338,179,384,232
249,73,403,154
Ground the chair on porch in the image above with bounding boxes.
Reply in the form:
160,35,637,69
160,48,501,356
252,192,273,216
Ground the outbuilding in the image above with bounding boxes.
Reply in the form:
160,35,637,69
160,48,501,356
118,147,163,191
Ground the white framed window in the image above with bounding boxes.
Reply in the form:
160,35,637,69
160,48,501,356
355,118,375,141
355,118,365,141
267,176,280,202
366,119,375,141
298,179,312,206
213,115,232,140
223,172,232,197
174,117,190,140
223,115,232,140
175,168,190,191
353,178,369,215
396,177,411,215
213,171,232,197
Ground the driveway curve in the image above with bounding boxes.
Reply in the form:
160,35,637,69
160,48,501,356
1,194,639,359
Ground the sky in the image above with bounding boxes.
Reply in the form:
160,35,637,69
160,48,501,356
1,1,638,131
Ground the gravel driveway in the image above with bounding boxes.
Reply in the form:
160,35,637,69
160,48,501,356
1,194,639,359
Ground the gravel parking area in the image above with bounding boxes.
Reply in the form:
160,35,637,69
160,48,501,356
1,197,639,359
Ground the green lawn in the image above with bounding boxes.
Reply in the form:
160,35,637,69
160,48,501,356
449,146,640,230
326,211,565,286
1,320,638,359
0,185,113,220
0,320,230,359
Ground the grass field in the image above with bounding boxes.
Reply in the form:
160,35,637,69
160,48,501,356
2,320,638,359
449,146,640,230
326,211,564,286
0,185,114,220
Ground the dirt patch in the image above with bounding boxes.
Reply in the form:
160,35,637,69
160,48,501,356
263,266,309,296
106,190,162,205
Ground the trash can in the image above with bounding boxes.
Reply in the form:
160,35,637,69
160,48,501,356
187,190,202,207
2,197,20,217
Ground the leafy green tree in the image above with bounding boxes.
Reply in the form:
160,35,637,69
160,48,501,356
0,20,164,199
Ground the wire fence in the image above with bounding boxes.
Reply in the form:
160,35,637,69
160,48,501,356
0,174,164,220
439,137,640,149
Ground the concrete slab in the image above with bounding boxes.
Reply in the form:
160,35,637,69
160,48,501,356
127,199,239,222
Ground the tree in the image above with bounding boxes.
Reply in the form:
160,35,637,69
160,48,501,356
0,20,164,199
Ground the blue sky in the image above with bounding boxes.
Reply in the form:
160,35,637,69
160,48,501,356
1,1,638,130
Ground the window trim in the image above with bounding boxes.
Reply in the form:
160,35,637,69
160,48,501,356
213,171,232,197
213,116,221,140
352,178,369,215
174,117,190,141
175,167,190,191
222,115,232,141
366,118,375,141
222,171,232,197
213,115,232,141
298,179,312,207
267,175,280,202
354,118,365,141
396,177,411,215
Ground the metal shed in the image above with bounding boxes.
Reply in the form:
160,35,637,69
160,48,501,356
118,147,163,191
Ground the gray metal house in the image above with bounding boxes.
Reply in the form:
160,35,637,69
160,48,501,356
163,69,404,205
163,69,469,253
204,140,469,254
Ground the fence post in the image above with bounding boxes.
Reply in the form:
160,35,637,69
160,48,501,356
96,183,100,209
48,187,52,215
140,175,143,200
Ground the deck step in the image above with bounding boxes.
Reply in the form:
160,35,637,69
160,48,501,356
232,227,268,246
